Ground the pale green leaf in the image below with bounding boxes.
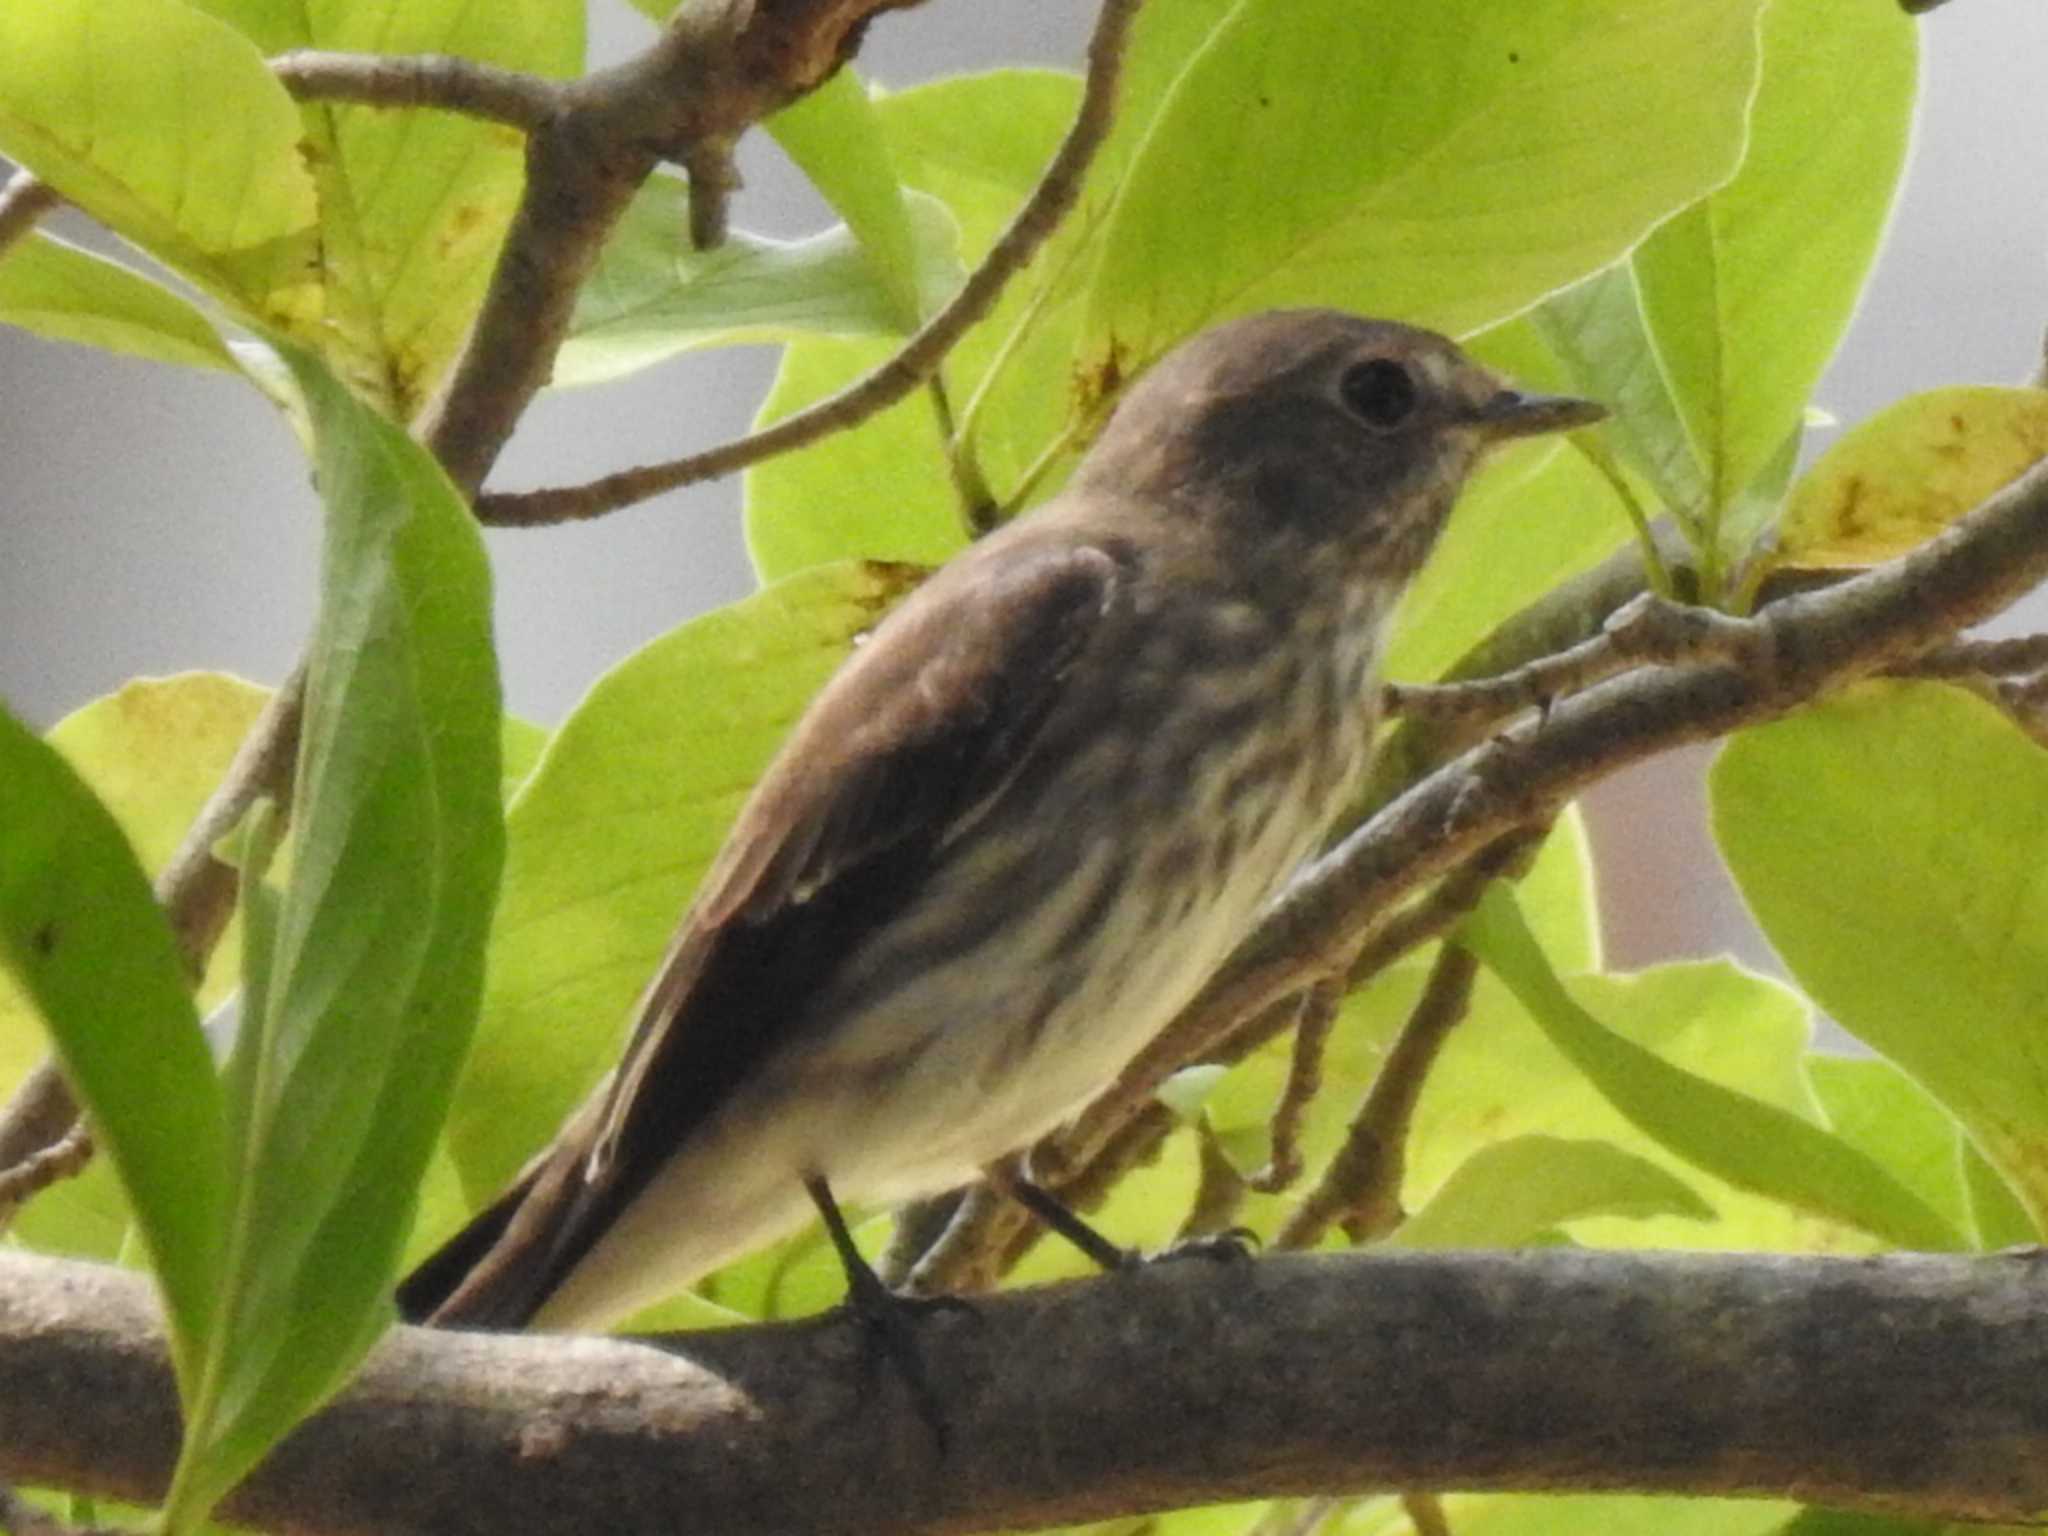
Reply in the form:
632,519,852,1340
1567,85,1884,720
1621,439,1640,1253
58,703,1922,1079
0,0,319,334
1632,0,1915,552
1805,1055,1975,1248
1389,1134,1713,1249
746,335,970,582
1530,268,1709,528
0,234,233,371
185,0,584,415
1712,681,2048,1235
767,67,925,327
1085,0,1764,370
554,179,962,388
166,347,504,1530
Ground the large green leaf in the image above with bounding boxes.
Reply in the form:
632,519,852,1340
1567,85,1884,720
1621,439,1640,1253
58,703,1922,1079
443,560,925,1198
553,178,961,389
1084,0,1763,370
165,349,504,1530
0,234,234,371
1712,682,2048,1234
184,0,583,415
0,0,319,335
1632,0,1915,557
1462,884,1964,1254
0,708,229,1406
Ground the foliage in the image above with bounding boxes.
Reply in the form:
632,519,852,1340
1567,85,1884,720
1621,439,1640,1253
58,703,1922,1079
6,0,2040,1532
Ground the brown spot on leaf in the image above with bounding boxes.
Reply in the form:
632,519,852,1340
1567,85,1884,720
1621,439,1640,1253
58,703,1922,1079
1073,336,1130,421
30,921,58,959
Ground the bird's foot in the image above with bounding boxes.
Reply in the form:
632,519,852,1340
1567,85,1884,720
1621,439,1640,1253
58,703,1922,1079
807,1174,968,1451
1150,1226,1260,1266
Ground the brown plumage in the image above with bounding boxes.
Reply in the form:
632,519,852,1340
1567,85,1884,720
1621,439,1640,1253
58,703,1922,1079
398,309,1603,1330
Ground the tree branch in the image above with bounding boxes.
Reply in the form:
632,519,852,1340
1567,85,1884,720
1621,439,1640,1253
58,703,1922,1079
271,50,562,131
1117,453,2048,1127
0,169,59,262
469,0,1147,526
6,1247,2048,1533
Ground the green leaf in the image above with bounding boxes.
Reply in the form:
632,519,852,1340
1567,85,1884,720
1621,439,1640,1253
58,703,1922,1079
184,0,583,416
1711,681,2048,1236
1769,387,2048,572
746,335,970,582
1530,268,1709,529
879,69,1084,263
0,234,233,371
1432,1493,1798,1536
166,348,504,1530
1804,1055,1975,1249
1461,883,1964,1253
1961,1139,2037,1250
0,0,319,335
1631,0,1915,557
0,707,229,1403
553,179,962,388
443,560,924,1198
1084,0,1763,369
2,676,265,1266
1389,1133,1713,1249
767,67,927,328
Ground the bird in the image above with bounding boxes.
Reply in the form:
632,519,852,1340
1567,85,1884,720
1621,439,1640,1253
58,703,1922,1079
397,308,1605,1333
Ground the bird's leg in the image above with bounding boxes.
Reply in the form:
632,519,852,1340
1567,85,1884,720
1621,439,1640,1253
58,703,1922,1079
990,1157,1258,1270
987,1159,1134,1269
805,1173,965,1449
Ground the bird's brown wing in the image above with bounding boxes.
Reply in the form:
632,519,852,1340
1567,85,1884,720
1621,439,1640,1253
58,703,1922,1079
398,537,1126,1328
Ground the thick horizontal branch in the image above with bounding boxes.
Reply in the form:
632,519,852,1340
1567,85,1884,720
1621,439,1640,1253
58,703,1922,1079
5,1248,2048,1533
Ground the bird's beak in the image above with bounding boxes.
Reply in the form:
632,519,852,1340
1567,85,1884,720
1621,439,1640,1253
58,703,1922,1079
1466,388,1609,441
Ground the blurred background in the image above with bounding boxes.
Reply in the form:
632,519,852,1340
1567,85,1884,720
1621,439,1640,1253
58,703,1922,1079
2,0,2044,969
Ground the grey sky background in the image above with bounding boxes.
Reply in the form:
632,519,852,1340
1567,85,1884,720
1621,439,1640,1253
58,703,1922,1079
2,0,2045,967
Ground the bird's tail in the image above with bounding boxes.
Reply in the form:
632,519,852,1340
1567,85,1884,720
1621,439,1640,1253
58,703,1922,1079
395,1148,586,1330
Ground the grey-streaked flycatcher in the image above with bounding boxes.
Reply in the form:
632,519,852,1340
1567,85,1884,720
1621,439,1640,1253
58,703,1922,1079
398,308,1604,1331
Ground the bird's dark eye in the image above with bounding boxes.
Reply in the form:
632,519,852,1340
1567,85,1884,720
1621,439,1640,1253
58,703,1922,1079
1339,358,1418,430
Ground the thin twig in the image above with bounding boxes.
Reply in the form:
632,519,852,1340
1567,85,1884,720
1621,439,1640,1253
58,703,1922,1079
1245,979,1343,1194
471,0,1148,526
1382,592,1757,727
0,170,60,263
271,50,562,131
0,1122,92,1222
1179,1119,1248,1240
1894,632,2048,679
682,136,739,250
1276,943,1480,1251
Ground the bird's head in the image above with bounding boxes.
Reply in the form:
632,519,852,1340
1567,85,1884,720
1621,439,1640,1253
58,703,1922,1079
1073,309,1606,582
